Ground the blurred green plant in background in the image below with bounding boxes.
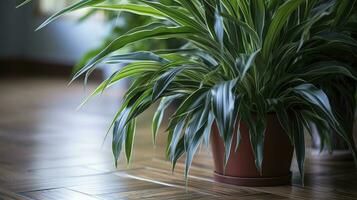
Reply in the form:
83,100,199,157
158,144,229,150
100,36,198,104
74,0,183,73
315,6,357,150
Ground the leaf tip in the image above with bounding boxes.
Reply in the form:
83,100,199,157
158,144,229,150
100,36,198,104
35,24,45,32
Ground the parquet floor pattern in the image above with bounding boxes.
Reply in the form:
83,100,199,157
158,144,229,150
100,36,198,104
0,77,356,200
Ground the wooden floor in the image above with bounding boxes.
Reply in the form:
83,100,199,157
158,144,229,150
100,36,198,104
0,77,357,200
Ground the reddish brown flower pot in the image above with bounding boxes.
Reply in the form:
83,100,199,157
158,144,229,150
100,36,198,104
211,114,294,186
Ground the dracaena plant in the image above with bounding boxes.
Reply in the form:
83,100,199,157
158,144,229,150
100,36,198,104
20,0,357,183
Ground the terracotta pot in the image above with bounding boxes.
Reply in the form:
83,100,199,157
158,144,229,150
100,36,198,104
211,114,294,186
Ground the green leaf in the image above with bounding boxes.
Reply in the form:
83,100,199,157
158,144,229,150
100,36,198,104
152,95,180,145
152,68,184,101
238,49,260,78
242,112,266,174
139,0,205,32
77,62,161,109
294,61,357,81
252,0,266,39
293,84,334,121
315,31,357,47
203,112,214,148
214,3,224,49
92,4,167,19
168,119,186,160
16,0,31,8
125,119,137,164
235,116,242,152
176,0,205,24
333,0,356,27
170,136,185,171
211,79,238,167
36,0,105,31
169,87,209,129
183,92,211,178
126,90,154,124
184,118,206,178
291,112,305,185
262,0,304,59
105,51,169,64
112,107,132,166
275,106,292,142
71,26,194,82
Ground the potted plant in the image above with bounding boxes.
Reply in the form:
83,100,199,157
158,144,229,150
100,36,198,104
21,0,357,186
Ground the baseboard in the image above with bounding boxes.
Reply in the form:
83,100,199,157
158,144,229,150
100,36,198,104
0,58,104,82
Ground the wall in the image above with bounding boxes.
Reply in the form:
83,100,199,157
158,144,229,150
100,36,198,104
0,0,110,65
0,1,26,58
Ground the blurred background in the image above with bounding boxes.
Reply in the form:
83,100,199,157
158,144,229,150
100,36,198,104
0,2,184,199
0,0,179,163
0,0,122,176
1,0,110,77
0,0,179,77
0,0,185,188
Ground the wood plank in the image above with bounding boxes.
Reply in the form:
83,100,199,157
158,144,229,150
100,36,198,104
98,187,215,200
21,188,99,200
